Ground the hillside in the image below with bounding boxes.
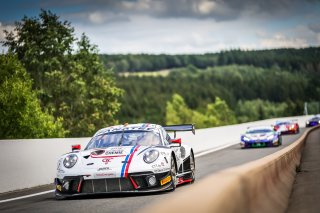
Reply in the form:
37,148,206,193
115,64,320,125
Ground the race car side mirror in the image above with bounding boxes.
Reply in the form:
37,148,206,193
72,144,81,152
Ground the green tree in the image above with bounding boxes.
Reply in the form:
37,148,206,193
166,94,195,124
2,10,123,136
0,54,66,139
166,94,235,128
236,99,289,123
66,34,123,136
2,9,75,109
206,97,237,126
2,10,74,94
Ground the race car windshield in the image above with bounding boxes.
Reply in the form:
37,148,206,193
246,129,273,134
276,122,290,125
311,117,320,120
85,131,161,150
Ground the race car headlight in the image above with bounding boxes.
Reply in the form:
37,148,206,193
267,135,274,140
143,150,159,164
306,121,309,124
242,136,250,142
63,154,78,168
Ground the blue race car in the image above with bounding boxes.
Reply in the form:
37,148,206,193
240,126,282,148
306,115,320,127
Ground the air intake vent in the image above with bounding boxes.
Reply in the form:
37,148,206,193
81,178,134,193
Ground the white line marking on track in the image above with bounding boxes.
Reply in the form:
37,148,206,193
195,142,238,158
0,142,238,204
0,190,54,204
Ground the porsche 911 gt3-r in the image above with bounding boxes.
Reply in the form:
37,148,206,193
240,126,282,148
55,123,195,199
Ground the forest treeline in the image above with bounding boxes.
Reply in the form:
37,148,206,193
116,65,320,126
101,47,320,73
105,45,320,126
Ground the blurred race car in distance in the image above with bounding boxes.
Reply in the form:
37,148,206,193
273,120,299,134
306,115,320,127
240,126,282,148
55,123,196,199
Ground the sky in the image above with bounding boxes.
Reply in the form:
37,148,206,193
0,0,320,54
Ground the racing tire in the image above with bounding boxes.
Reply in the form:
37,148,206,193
189,151,196,184
279,136,282,146
55,191,65,200
170,156,177,191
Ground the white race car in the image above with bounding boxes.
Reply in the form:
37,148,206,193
55,123,195,199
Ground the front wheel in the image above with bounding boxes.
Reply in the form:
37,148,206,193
170,156,177,191
55,191,65,200
189,152,196,183
278,136,282,146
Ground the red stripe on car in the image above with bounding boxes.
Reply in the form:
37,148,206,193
124,145,140,178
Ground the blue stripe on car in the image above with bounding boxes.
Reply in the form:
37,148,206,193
121,145,137,177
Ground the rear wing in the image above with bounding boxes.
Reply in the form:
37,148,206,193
163,124,195,138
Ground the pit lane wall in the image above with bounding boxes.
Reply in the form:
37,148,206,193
139,123,320,213
0,115,311,194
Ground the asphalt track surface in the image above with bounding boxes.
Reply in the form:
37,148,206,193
0,129,307,213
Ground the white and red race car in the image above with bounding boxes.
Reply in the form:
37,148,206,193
273,120,299,134
55,123,195,199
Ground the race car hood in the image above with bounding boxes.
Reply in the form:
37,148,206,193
78,146,143,169
244,132,274,140
58,145,170,179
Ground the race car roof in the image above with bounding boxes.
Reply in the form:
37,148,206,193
310,115,320,120
275,120,297,124
94,123,161,137
247,125,273,131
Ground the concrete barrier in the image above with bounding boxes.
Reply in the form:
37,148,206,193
0,115,312,194
138,124,319,213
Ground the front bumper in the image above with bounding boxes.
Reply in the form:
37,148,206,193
240,140,278,148
280,129,297,134
55,171,172,198
306,122,319,127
